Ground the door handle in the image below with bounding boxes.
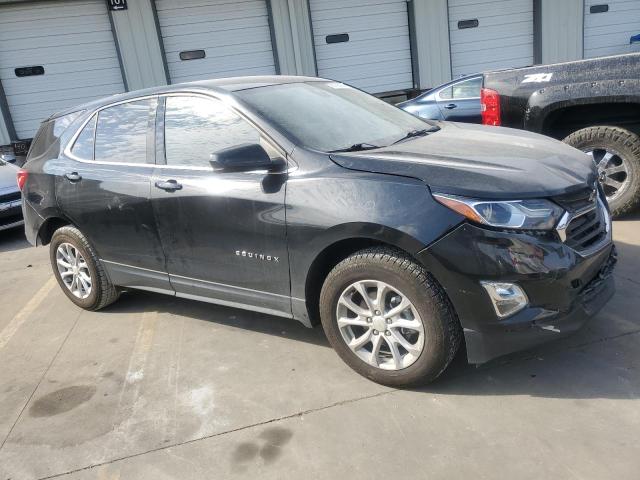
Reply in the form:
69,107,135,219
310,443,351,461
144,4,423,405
444,103,457,110
155,179,183,192
64,172,82,182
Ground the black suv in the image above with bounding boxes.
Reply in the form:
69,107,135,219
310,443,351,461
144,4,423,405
19,77,616,386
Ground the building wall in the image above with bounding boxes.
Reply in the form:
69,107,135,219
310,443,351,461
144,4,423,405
540,0,584,63
0,0,592,145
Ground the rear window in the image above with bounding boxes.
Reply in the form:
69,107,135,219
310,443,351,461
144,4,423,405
94,99,155,164
28,111,83,159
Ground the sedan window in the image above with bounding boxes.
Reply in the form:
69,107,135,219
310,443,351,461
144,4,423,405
438,77,482,100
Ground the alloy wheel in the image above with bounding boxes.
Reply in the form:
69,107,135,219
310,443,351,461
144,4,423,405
56,242,92,299
586,148,630,202
336,280,425,370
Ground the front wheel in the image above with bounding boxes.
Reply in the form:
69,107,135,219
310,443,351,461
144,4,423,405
319,247,461,387
50,225,120,310
563,126,640,217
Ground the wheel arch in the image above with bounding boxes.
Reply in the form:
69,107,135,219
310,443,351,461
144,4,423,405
37,216,72,246
302,229,430,326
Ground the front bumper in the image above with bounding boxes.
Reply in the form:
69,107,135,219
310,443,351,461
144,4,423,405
418,223,616,363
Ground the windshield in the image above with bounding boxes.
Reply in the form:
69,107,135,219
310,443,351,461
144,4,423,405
236,81,434,152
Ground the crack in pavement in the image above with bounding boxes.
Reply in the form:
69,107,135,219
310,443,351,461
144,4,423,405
35,327,640,480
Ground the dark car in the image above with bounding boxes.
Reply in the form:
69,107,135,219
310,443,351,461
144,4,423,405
0,158,23,232
19,76,616,386
397,75,481,123
400,54,640,218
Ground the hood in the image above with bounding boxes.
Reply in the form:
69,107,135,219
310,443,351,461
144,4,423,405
0,161,19,191
330,122,597,199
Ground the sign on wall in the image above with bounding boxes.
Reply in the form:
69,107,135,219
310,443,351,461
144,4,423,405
107,0,127,11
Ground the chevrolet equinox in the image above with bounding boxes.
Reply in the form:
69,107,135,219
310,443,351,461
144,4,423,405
19,77,617,386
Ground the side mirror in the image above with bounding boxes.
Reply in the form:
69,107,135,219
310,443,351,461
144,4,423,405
210,143,273,171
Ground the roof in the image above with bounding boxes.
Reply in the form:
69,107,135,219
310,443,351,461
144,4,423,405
48,75,326,120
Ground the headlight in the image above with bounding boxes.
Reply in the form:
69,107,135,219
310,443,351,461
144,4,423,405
434,194,564,230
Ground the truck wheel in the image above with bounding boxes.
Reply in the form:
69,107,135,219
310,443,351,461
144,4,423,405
50,225,120,310
563,126,640,217
319,247,461,387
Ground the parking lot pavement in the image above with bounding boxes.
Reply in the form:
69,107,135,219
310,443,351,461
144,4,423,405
0,217,639,480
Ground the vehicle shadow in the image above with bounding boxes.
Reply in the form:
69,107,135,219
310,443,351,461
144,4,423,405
0,226,31,254
103,290,331,348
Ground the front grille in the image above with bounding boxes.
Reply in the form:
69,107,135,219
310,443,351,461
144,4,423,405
0,191,21,204
565,207,608,252
553,186,596,213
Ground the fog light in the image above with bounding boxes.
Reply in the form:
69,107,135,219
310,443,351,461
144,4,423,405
480,281,528,318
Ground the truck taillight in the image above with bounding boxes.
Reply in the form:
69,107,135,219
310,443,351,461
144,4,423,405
16,169,28,191
480,88,501,126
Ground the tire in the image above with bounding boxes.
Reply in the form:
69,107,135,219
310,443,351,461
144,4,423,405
563,126,640,217
50,225,120,310
319,247,461,387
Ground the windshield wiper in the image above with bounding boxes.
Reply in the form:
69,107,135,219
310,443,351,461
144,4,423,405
329,143,381,153
391,127,438,145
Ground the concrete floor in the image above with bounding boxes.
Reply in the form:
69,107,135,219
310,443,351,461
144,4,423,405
0,216,639,480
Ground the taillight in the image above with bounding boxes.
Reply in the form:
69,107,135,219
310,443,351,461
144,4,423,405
16,169,28,191
480,88,501,126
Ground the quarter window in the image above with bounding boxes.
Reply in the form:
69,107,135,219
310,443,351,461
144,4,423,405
71,114,96,160
163,96,261,167
94,99,154,164
438,77,482,100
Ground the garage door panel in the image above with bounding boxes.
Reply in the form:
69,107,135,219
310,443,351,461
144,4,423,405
584,0,640,58
311,2,405,20
0,0,125,139
451,35,533,55
4,69,124,97
316,37,411,63
0,2,105,23
2,31,117,53
155,0,276,83
0,42,119,68
449,0,531,17
162,27,272,53
449,0,534,77
309,0,413,93
312,12,408,34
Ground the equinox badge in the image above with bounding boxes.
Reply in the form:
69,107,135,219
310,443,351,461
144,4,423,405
235,250,279,262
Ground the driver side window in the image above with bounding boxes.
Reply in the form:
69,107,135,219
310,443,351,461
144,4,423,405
163,96,261,168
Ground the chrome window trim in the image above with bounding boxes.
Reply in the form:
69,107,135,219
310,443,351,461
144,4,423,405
63,91,291,172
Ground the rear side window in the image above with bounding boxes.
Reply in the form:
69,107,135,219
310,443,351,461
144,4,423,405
94,99,155,164
438,77,482,100
163,96,260,167
28,111,82,159
71,115,96,160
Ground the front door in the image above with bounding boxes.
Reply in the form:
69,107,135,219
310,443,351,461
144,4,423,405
56,98,170,291
151,95,291,317
436,76,482,123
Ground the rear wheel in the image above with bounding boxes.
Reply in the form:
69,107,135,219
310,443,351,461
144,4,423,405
563,126,640,217
50,226,120,310
319,247,461,387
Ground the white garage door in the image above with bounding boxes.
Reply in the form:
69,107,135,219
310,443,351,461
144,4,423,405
309,0,414,93
0,0,125,140
448,0,534,77
584,0,640,58
155,0,277,83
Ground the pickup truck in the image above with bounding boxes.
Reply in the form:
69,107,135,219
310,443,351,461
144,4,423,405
400,53,640,217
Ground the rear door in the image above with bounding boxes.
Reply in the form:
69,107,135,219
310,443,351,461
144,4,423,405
151,94,291,317
56,97,170,292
